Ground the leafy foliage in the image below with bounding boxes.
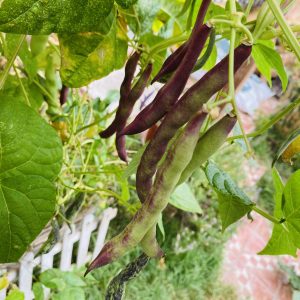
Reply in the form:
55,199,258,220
0,0,300,296
205,161,254,231
0,0,115,34
0,99,62,262
59,17,128,87
252,40,288,91
259,169,300,256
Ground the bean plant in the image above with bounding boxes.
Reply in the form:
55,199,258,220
0,0,300,298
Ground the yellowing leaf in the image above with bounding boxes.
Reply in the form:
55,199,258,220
0,0,114,34
273,129,300,166
282,135,300,163
0,276,9,290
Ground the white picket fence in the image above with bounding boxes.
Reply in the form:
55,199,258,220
0,207,117,300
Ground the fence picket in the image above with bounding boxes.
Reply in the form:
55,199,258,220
77,214,97,267
0,208,117,300
19,253,35,300
93,208,117,259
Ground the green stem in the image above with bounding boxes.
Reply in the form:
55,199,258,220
252,206,281,224
33,78,57,105
0,34,25,90
228,97,300,141
245,0,255,17
260,24,300,39
148,33,189,58
265,0,300,61
13,64,31,107
209,97,231,109
229,32,253,154
209,18,253,44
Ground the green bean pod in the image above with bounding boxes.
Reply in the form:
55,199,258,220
45,54,61,117
140,225,164,258
178,115,237,185
85,113,206,273
30,35,49,57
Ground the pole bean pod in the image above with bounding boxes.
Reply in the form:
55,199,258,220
178,115,237,185
100,51,140,139
116,63,153,162
86,113,206,274
151,42,188,84
121,24,211,136
151,0,212,84
136,44,252,202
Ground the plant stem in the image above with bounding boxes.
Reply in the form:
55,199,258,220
260,24,300,39
252,206,281,224
227,97,300,141
228,30,252,155
0,34,25,90
33,78,57,104
13,64,31,107
148,33,189,58
265,0,300,61
245,0,255,17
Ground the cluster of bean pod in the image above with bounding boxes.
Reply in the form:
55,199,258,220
91,0,252,275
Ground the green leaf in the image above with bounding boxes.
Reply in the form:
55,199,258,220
170,183,202,213
59,17,128,87
5,34,38,80
0,99,62,263
32,283,44,300
127,0,161,36
252,40,288,91
52,288,85,300
202,44,217,71
177,0,193,17
116,0,138,9
5,290,24,300
123,144,148,179
157,213,165,240
258,224,297,256
272,167,284,218
0,0,114,34
259,170,300,256
0,75,44,111
282,170,300,248
205,161,254,231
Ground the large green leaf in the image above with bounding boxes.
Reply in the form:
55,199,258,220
116,0,138,9
59,18,128,88
283,170,300,248
205,161,254,231
259,169,300,256
0,75,44,111
258,224,297,256
272,167,284,218
0,99,62,262
170,183,202,213
0,0,114,34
